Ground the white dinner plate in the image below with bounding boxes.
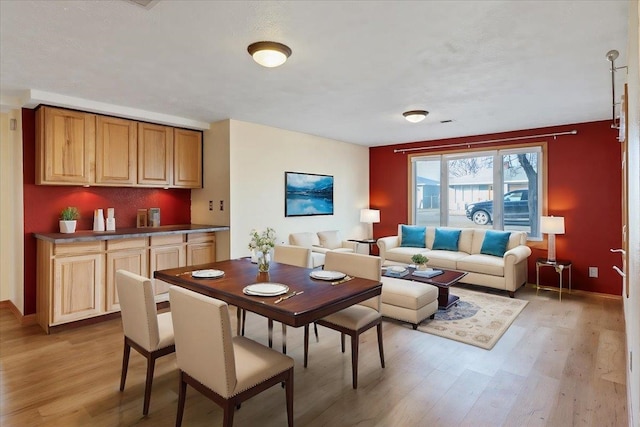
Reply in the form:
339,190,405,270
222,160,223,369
388,266,407,273
310,270,347,281
243,283,289,296
191,269,225,279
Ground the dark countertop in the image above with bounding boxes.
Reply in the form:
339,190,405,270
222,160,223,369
34,224,230,244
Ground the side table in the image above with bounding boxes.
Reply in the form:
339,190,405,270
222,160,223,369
536,258,572,301
348,238,377,255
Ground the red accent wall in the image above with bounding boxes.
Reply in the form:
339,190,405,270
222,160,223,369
370,121,622,295
22,109,192,315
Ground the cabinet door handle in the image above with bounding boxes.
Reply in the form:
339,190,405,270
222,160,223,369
612,266,625,277
610,248,626,255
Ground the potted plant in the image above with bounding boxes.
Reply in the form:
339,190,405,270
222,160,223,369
411,253,429,270
59,207,79,233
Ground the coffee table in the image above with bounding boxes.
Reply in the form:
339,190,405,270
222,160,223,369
386,267,467,310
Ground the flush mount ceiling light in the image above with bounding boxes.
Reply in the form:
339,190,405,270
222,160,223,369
403,110,428,123
247,41,292,68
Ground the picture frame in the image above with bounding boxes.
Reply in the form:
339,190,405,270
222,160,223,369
285,171,334,217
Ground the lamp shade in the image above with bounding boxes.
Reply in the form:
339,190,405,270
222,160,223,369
360,209,380,223
540,216,565,234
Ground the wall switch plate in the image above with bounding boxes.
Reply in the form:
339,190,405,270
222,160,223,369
589,267,598,278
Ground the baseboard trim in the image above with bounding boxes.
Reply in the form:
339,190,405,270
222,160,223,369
526,283,623,300
0,300,38,326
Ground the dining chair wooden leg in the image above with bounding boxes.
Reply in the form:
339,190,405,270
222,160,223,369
285,368,294,427
143,353,156,416
303,324,310,367
242,309,246,336
119,338,131,391
351,333,359,389
314,322,319,342
341,332,346,353
175,372,187,427
222,400,235,427
377,322,385,368
268,319,274,348
236,308,241,336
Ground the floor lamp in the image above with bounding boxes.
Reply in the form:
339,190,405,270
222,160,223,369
360,209,380,239
540,216,565,263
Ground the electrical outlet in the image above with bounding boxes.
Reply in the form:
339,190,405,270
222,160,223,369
208,201,213,211
219,200,224,211
589,267,598,278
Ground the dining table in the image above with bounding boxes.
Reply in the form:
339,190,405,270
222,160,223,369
153,258,382,349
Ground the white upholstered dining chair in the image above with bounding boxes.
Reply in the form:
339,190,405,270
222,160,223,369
304,251,384,389
170,286,294,427
116,270,175,416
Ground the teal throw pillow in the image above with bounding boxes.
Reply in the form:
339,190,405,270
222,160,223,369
400,225,426,248
480,230,511,257
432,228,461,251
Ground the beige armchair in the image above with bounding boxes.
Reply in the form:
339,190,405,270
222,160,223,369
170,286,294,427
304,252,384,389
289,230,363,267
116,270,175,416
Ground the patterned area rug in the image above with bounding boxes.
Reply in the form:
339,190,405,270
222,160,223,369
417,287,528,350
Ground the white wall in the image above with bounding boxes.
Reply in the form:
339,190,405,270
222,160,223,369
224,120,370,259
191,120,231,260
0,110,25,312
624,1,639,425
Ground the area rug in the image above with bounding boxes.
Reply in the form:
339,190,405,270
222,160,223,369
417,288,528,350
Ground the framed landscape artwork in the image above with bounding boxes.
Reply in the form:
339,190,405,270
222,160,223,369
285,171,334,217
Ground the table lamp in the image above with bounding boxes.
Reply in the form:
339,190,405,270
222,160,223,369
540,216,565,263
360,209,380,239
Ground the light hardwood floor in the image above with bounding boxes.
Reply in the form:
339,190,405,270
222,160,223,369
0,284,628,427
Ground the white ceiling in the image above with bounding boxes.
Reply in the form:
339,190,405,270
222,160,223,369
0,0,630,146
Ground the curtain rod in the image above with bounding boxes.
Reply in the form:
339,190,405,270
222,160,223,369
393,130,578,154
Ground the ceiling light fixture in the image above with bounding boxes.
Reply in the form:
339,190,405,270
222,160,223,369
247,41,292,68
403,110,428,123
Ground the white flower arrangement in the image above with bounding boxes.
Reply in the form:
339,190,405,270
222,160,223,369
248,227,277,272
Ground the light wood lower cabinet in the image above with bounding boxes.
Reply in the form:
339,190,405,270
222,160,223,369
187,232,216,266
105,238,148,312
149,235,186,297
53,252,103,325
36,231,217,333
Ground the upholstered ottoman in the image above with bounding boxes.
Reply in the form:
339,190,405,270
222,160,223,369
380,277,439,329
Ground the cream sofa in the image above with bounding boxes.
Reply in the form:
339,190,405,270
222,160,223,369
289,230,366,267
377,225,532,297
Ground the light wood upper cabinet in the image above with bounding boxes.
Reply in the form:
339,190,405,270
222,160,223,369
36,106,202,188
138,123,173,187
96,116,137,185
174,128,203,188
36,106,96,185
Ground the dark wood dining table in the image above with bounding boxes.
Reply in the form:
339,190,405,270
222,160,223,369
153,258,382,329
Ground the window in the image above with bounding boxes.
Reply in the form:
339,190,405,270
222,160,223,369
411,145,544,239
